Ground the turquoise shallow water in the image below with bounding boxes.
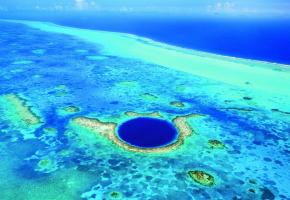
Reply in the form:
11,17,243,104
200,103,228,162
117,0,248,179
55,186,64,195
0,20,289,200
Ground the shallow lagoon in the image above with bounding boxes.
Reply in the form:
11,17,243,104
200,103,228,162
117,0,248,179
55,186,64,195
0,20,289,200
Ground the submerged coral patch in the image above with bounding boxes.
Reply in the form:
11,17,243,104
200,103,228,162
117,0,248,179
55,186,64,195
117,117,178,148
35,158,58,173
173,114,201,138
208,139,225,149
0,93,41,126
0,93,42,139
109,191,122,199
188,170,215,187
170,101,185,108
64,106,80,113
73,117,117,139
125,111,162,118
141,93,158,100
52,85,69,96
58,106,81,116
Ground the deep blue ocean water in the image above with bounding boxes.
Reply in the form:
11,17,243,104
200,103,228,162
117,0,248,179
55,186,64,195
117,117,178,148
2,13,290,65
52,15,290,65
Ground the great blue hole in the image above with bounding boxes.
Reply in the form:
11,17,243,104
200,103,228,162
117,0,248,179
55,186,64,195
117,117,178,148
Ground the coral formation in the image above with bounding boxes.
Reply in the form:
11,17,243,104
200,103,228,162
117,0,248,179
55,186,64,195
72,112,201,153
271,108,290,115
0,93,41,126
170,101,185,108
141,93,158,100
39,127,59,146
43,127,57,134
109,191,122,199
208,139,225,149
221,107,254,112
125,111,163,118
54,85,69,96
1,19,289,200
172,114,201,138
35,158,58,173
65,106,80,112
243,97,252,100
58,106,81,115
115,81,139,88
188,170,215,187
73,117,117,141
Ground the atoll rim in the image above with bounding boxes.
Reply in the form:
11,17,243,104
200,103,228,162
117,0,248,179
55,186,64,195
71,113,198,153
117,117,178,148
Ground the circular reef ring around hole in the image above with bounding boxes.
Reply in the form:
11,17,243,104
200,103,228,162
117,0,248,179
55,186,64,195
71,112,202,153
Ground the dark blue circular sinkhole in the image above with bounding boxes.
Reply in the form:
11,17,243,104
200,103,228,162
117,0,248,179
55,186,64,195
117,117,178,148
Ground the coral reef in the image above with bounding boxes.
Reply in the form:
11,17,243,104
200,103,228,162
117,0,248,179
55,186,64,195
35,158,58,173
208,139,225,149
43,127,57,134
220,107,254,112
39,127,59,146
125,111,163,118
188,170,215,187
72,112,201,153
1,20,289,200
73,117,117,141
243,97,253,101
64,106,80,113
54,85,69,96
170,101,185,108
141,93,158,100
109,191,122,199
58,106,81,116
0,93,41,126
271,108,290,115
172,114,201,138
115,81,139,88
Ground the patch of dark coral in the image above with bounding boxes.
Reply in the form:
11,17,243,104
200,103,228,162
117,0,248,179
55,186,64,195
271,108,290,115
243,97,253,100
